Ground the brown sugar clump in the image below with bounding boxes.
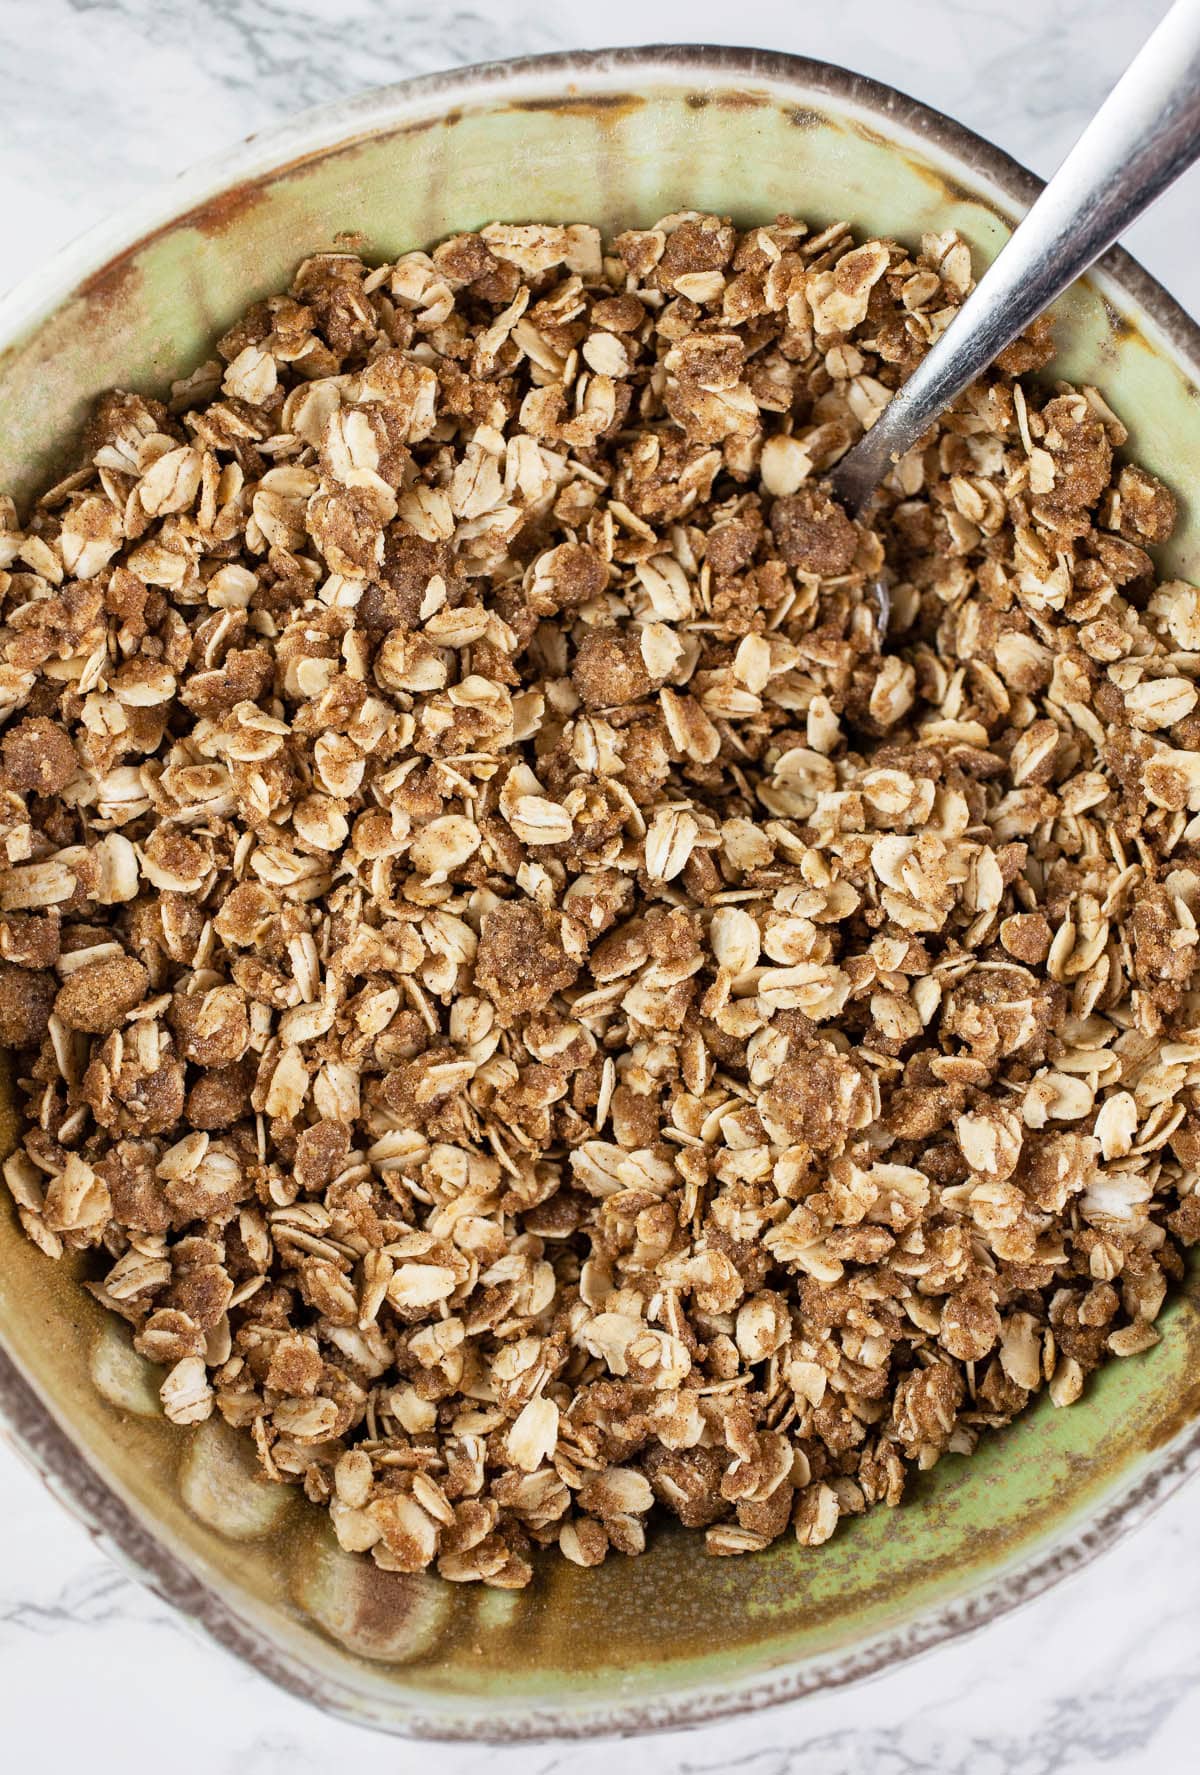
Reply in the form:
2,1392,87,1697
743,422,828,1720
475,903,580,1024
185,1064,253,1130
0,960,56,1047
530,542,608,616
769,488,860,576
1,717,77,795
54,955,149,1033
571,628,657,708
0,912,60,971
168,986,251,1066
1116,464,1177,544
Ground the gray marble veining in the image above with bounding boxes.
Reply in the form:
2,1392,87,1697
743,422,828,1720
0,1,1198,1769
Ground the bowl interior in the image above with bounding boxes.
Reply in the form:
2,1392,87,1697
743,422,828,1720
2,52,1200,1740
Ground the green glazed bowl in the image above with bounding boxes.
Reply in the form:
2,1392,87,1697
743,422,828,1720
2,44,1200,1743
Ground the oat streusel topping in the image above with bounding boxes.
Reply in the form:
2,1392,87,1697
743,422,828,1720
2,212,1198,1588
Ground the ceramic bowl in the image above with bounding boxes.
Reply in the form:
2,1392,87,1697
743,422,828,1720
2,45,1200,1744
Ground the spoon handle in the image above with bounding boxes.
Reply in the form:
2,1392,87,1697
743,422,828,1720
830,0,1200,515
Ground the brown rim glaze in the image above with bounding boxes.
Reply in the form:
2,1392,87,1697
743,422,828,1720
2,42,1200,1744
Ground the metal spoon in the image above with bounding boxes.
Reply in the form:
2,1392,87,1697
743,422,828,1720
830,0,1200,552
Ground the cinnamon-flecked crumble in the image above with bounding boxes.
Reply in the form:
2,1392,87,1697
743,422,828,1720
2,212,1199,1587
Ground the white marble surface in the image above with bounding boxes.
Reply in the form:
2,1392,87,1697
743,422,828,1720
1,0,1198,1768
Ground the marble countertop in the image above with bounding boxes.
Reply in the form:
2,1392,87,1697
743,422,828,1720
1,0,1198,1769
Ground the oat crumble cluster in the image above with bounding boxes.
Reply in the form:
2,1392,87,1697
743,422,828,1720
1,211,1199,1588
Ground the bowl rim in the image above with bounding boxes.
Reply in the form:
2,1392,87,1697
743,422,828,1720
3,39,1200,1745
3,42,1200,374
